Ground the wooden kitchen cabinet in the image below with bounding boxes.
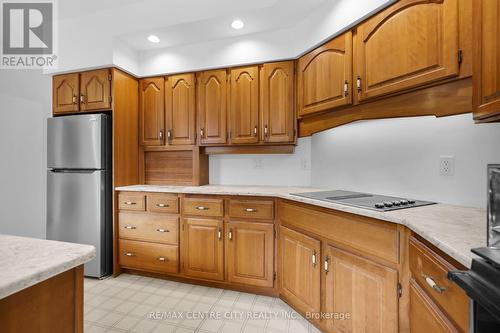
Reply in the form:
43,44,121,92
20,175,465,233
229,66,260,144
473,0,500,121
182,218,224,281
53,73,80,114
226,221,274,287
297,31,353,117
279,226,321,314
324,246,399,333
79,69,111,111
197,69,228,145
140,77,165,146
260,61,295,143
165,73,196,145
354,0,460,102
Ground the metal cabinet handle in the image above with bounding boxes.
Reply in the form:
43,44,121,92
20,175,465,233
264,125,269,137
156,203,169,208
158,257,167,261
196,206,209,210
159,130,164,140
72,95,78,104
228,230,233,240
124,225,136,230
218,228,222,240
80,94,85,104
156,228,169,233
167,130,172,140
312,251,317,267
344,80,349,97
124,201,136,205
423,274,446,294
200,128,205,138
324,256,329,273
253,126,258,136
244,208,257,212
356,76,362,93
124,252,135,257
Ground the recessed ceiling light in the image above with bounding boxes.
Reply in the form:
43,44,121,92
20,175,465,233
147,35,160,43
231,19,244,30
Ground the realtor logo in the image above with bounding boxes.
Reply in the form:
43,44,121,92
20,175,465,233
1,0,57,68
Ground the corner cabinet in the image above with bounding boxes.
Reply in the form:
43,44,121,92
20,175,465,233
197,69,229,145
139,77,165,146
297,32,353,117
260,61,296,143
165,73,196,145
229,66,260,144
354,0,460,102
473,0,500,122
324,246,398,333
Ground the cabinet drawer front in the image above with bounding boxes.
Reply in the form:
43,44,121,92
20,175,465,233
182,197,224,217
119,239,178,274
409,237,468,332
118,193,146,211
228,199,274,220
119,212,179,245
147,193,179,213
278,200,399,264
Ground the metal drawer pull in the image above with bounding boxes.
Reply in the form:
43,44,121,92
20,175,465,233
344,80,349,97
158,257,167,261
156,203,169,208
196,206,209,210
124,201,136,205
312,251,317,267
228,230,233,240
244,208,257,212
253,126,258,136
156,228,169,233
324,256,329,273
218,228,222,240
124,225,136,230
356,76,362,93
124,252,135,257
423,275,446,293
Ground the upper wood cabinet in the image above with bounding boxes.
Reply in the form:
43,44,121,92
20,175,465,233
473,0,500,121
197,70,228,145
279,226,321,315
165,74,196,145
139,77,165,146
182,218,224,281
324,246,398,333
226,221,274,288
79,69,111,111
260,61,295,143
297,32,353,117
229,66,260,144
354,0,460,102
53,73,79,114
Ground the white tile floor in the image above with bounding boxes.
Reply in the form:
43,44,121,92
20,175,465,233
84,274,321,333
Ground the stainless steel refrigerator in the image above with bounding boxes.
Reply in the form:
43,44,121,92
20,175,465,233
47,114,112,278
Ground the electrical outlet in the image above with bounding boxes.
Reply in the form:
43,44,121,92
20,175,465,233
439,156,455,176
253,158,263,169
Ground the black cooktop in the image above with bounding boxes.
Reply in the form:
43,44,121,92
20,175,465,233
291,190,436,212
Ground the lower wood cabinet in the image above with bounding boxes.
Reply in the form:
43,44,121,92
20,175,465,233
119,239,179,274
182,217,224,281
226,221,274,287
279,226,321,314
324,246,398,333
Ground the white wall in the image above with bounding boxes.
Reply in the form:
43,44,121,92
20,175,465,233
209,138,311,186
0,70,51,238
311,114,500,208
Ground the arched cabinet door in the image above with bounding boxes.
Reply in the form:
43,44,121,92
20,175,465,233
139,77,165,146
197,70,228,145
229,66,260,144
53,73,79,114
80,69,111,111
354,0,460,102
165,73,196,145
297,31,353,117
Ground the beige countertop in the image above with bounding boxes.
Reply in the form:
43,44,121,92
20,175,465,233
0,235,95,299
115,184,487,268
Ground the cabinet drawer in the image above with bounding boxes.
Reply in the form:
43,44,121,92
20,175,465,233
228,199,274,220
118,193,146,211
119,212,179,245
147,193,179,214
182,197,224,217
119,239,178,274
409,237,468,332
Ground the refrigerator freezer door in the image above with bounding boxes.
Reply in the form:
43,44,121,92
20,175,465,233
47,114,106,169
47,169,107,277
